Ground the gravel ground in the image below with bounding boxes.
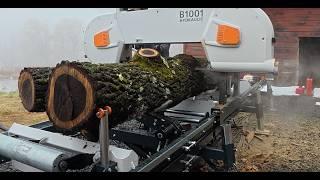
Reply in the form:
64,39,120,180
234,95,320,172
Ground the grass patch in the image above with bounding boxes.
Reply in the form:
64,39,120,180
0,91,18,97
0,91,47,128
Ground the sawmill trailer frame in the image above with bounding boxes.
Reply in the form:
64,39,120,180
0,8,276,172
0,79,269,172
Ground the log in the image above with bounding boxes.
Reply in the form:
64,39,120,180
46,53,209,140
18,67,52,112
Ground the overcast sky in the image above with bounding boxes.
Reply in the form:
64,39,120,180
0,8,115,42
0,8,183,71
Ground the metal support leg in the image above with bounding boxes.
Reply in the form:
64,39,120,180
266,74,276,111
221,124,235,169
255,90,264,131
100,111,110,169
93,106,114,172
227,74,232,96
233,73,240,97
219,73,228,105
255,91,270,135
200,124,235,170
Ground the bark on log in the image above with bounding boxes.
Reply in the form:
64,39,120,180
46,54,209,140
18,67,52,112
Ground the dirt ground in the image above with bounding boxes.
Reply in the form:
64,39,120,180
0,91,48,131
234,95,320,172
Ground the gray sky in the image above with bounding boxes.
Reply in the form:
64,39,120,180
0,8,115,41
0,8,115,69
0,8,182,71
0,8,114,27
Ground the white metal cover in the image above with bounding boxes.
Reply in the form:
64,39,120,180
8,123,139,172
84,8,275,72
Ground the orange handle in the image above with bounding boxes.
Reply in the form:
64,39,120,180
104,106,112,115
96,106,112,119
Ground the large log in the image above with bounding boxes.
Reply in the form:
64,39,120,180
46,53,209,140
18,67,52,112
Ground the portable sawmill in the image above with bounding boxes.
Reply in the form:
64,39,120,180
0,8,277,172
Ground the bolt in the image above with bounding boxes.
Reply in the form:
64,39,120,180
157,133,163,139
58,161,68,171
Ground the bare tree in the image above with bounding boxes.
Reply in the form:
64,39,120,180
14,18,86,68
50,18,84,62
17,19,51,67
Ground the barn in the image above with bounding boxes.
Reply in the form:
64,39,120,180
184,8,320,87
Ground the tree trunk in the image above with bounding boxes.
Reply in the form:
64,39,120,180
46,54,209,140
18,67,52,112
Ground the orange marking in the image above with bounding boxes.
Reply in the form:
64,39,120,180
96,106,112,119
104,106,112,115
217,25,240,45
94,31,110,47
96,108,106,119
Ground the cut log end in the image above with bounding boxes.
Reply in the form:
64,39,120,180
46,63,95,130
138,48,160,58
18,67,52,112
18,71,35,111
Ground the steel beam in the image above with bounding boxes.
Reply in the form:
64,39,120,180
131,116,215,172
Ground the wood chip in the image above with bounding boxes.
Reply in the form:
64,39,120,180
237,136,246,150
246,130,255,143
246,164,259,172
255,131,271,136
291,142,307,147
254,135,264,141
0,123,8,131
242,129,249,136
253,153,264,158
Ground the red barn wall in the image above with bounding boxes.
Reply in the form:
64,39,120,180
183,43,206,58
184,8,320,86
